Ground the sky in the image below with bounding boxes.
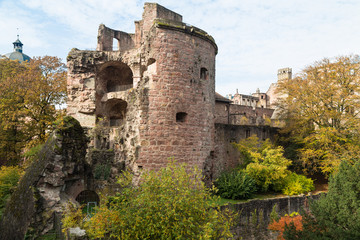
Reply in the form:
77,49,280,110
1,0,360,96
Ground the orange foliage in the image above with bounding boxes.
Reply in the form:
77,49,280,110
268,214,303,240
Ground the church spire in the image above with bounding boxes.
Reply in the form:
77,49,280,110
13,35,23,53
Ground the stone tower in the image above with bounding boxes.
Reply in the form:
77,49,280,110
277,67,292,81
67,3,217,173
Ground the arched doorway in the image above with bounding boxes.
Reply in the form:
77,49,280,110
105,99,128,127
97,61,133,93
75,190,100,217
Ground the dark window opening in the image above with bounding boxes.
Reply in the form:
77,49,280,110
147,58,156,66
176,112,187,123
261,95,264,99
106,100,128,127
246,129,251,138
200,67,208,80
98,62,133,93
76,190,100,206
76,190,100,217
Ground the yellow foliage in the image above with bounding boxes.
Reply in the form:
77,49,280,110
82,161,236,239
276,55,360,175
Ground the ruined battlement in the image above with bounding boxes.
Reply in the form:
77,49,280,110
96,2,216,53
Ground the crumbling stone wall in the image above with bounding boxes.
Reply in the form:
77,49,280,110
223,193,324,240
228,104,274,125
67,3,217,175
0,116,88,239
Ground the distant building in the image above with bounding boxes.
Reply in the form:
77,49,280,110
227,88,269,109
223,68,292,123
226,68,292,110
0,35,31,62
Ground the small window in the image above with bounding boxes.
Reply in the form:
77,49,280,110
200,68,208,80
246,129,251,138
261,95,264,99
112,39,119,51
176,112,187,123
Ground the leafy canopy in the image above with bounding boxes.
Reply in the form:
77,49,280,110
0,57,66,165
232,136,314,194
276,55,360,175
284,161,360,239
233,136,291,192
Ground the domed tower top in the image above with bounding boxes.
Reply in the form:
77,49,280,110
3,35,31,62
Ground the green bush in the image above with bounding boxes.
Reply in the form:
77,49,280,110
245,146,292,192
284,161,360,239
214,170,257,200
282,173,315,195
70,161,235,239
0,166,23,217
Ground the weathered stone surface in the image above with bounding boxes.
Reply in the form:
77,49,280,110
0,116,88,239
67,3,217,178
223,193,324,240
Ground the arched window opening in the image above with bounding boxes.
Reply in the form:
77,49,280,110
98,62,133,93
106,99,127,127
112,39,119,51
76,190,100,217
200,67,208,80
176,112,187,123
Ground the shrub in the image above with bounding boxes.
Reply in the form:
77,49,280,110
268,212,303,240
0,166,23,217
282,173,314,195
245,146,292,192
214,170,257,200
75,161,235,239
284,161,360,239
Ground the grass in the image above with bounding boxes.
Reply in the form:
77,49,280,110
214,192,290,206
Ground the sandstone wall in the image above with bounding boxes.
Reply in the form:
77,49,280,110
215,101,230,124
135,21,217,171
211,124,279,181
67,3,218,175
222,193,324,240
229,104,274,125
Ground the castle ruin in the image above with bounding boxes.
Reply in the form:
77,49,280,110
67,3,217,174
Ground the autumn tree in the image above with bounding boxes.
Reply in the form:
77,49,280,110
0,56,66,165
276,55,360,175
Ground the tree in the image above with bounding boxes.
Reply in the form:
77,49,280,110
276,55,360,175
63,161,235,239
283,161,360,239
232,136,314,194
0,57,66,165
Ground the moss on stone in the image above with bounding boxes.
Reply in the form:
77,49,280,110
153,18,217,52
0,116,88,239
